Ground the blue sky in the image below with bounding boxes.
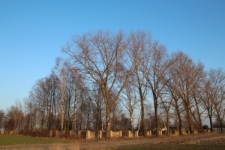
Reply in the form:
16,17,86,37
0,0,225,110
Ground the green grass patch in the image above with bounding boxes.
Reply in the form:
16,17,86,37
116,144,225,150
0,135,73,146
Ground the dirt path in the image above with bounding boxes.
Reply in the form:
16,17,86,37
1,132,225,150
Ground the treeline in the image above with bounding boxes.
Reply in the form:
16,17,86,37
0,31,224,138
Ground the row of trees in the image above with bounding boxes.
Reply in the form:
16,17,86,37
0,31,224,138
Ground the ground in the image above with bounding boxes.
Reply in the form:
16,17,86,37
0,132,225,150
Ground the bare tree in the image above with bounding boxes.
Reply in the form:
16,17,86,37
91,87,105,132
64,65,84,131
202,74,217,132
24,98,36,130
69,68,85,131
159,94,172,135
190,79,205,132
209,69,225,132
144,41,169,137
63,31,132,138
121,82,139,133
168,52,204,134
0,110,4,129
55,58,71,131
76,91,93,131
111,101,123,131
15,101,24,130
33,73,60,130
165,75,183,135
5,105,24,131
127,31,149,136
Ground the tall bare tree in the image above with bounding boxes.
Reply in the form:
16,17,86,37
56,58,71,131
210,69,225,132
165,71,183,135
190,77,205,132
63,31,132,138
202,76,215,132
168,52,204,134
128,31,149,136
68,68,85,131
144,41,169,137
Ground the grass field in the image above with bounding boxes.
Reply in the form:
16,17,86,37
116,144,225,150
0,134,225,150
0,135,72,146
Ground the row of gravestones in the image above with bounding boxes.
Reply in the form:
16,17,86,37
1,129,219,139
84,130,152,139
170,129,199,135
169,129,220,135
0,129,181,137
49,130,125,139
0,130,172,138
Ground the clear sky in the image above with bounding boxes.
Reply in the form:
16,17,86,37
0,0,225,110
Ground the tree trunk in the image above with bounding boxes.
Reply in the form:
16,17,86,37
178,111,183,135
73,112,77,131
166,111,170,135
130,112,133,132
139,87,146,136
220,120,223,132
186,107,193,134
197,110,203,132
106,108,111,139
153,93,159,137
184,99,193,134
174,100,183,135
209,114,213,132
60,103,65,131
193,95,202,132
60,85,65,131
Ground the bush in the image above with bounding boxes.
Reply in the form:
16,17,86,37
202,125,209,130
